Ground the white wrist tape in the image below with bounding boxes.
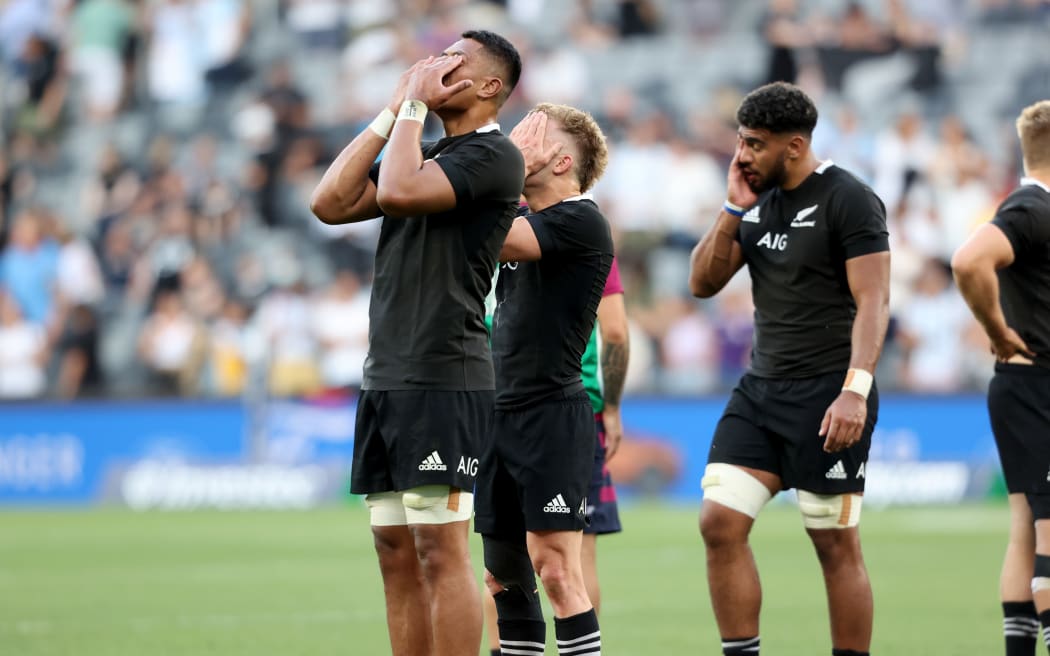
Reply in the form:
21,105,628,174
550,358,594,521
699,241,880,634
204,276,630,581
842,368,874,399
368,108,396,139
397,99,428,124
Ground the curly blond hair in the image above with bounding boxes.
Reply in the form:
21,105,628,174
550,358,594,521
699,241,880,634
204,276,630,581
533,103,609,192
1017,100,1050,171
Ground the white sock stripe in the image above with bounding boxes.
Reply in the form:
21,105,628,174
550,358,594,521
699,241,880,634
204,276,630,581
1004,618,1041,629
558,639,602,654
501,639,547,648
722,637,760,647
557,630,602,645
1006,629,1040,637
500,648,545,656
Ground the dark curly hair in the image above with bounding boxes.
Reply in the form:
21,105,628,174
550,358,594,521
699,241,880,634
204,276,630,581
736,82,818,136
462,30,521,106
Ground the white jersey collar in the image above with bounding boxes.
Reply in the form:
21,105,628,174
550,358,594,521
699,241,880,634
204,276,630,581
1021,176,1050,194
476,123,500,133
561,192,594,203
815,159,835,174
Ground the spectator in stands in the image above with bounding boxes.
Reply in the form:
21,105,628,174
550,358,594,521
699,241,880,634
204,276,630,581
615,0,662,37
0,288,48,399
54,303,104,399
82,144,142,237
873,110,934,214
761,0,810,84
311,268,369,393
282,0,346,51
13,32,67,136
137,289,207,396
811,104,875,182
198,0,253,96
0,208,59,326
207,297,256,396
146,0,207,121
895,258,972,392
69,0,135,121
254,274,321,397
660,295,720,394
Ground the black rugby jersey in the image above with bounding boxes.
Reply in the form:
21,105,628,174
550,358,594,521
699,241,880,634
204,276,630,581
364,124,525,390
492,196,614,409
735,161,889,378
991,177,1050,370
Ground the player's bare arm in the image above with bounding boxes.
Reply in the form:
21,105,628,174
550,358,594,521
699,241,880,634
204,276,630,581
688,144,751,298
952,223,1034,361
597,292,629,461
820,251,890,453
499,217,541,262
375,55,474,217
309,59,428,224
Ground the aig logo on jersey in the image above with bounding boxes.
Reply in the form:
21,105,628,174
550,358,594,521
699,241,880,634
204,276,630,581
757,232,788,251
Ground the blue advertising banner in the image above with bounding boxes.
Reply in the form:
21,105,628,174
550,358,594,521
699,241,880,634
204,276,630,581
0,401,243,504
0,395,997,506
614,394,996,504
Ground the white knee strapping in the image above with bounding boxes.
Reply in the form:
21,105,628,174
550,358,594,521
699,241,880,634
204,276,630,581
366,486,474,526
402,485,473,525
365,491,408,527
1032,578,1050,594
701,463,773,518
797,490,863,529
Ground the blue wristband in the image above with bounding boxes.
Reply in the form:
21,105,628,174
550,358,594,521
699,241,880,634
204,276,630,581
723,202,746,217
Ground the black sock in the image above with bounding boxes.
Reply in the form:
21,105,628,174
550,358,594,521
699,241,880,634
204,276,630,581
831,650,869,656
722,636,759,654
491,650,501,656
1004,600,1038,656
554,609,600,655
1038,609,1050,653
496,618,545,656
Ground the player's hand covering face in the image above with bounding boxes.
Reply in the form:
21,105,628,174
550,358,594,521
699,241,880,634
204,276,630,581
404,54,474,110
734,129,789,198
726,142,760,209
509,111,564,178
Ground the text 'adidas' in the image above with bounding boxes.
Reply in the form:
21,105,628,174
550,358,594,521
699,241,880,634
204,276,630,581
543,493,572,514
418,451,448,472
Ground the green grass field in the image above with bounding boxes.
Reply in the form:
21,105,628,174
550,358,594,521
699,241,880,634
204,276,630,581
1,503,1009,655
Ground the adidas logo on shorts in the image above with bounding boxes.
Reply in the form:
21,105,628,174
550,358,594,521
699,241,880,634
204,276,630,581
825,460,847,480
418,451,448,472
543,494,572,514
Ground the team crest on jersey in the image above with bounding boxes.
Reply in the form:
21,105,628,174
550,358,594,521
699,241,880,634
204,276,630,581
789,204,819,228
742,205,761,223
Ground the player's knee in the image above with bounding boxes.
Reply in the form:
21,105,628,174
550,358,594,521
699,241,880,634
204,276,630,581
699,507,741,548
1031,554,1050,595
483,538,543,621
484,536,535,590
493,581,544,622
401,485,473,525
533,554,572,597
371,527,414,572
483,569,505,596
701,463,773,523
797,490,863,530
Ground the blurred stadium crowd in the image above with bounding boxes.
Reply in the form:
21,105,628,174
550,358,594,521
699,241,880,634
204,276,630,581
0,0,1048,400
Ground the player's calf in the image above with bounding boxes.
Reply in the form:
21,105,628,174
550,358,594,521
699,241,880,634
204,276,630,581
484,536,545,656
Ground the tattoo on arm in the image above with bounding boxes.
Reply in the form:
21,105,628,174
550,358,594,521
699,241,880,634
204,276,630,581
601,341,629,407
